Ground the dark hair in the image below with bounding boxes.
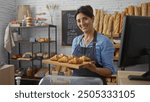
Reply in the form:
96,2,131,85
75,5,94,19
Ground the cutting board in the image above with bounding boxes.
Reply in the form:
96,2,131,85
42,59,92,69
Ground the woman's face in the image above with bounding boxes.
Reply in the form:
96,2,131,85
76,13,94,33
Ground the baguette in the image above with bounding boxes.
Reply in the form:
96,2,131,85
93,9,100,31
113,12,121,37
148,2,150,16
102,14,110,35
106,15,113,36
141,3,148,16
124,8,129,15
119,12,125,34
98,10,104,33
134,6,141,16
128,6,134,15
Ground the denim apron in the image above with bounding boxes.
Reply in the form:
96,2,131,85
72,31,107,84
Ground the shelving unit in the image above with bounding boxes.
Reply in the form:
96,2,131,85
8,25,57,84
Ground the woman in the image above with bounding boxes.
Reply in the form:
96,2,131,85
72,5,115,84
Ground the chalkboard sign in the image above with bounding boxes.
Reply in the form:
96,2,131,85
62,10,82,46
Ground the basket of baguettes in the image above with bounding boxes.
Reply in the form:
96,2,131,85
42,53,93,69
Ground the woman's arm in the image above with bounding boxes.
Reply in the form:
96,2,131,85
83,63,112,77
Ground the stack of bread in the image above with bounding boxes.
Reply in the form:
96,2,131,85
26,17,32,27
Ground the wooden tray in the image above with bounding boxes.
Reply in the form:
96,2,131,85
42,59,92,69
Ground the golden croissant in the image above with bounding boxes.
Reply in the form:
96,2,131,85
58,56,68,63
79,56,91,62
50,55,58,61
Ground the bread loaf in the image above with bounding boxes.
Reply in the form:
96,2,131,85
98,10,104,33
124,8,129,15
113,12,121,37
134,6,141,16
128,6,134,15
106,15,113,36
119,12,125,34
93,9,100,31
141,3,148,16
148,3,150,16
102,14,110,35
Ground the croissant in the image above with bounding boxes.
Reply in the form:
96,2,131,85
79,56,91,62
68,57,83,64
58,56,68,63
67,55,74,60
57,53,65,59
50,55,58,61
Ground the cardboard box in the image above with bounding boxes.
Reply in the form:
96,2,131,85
0,65,15,85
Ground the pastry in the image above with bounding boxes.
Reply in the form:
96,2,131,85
37,38,45,42
68,57,83,64
43,53,49,59
50,55,58,61
58,56,68,63
67,55,74,60
79,56,91,62
57,53,65,59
